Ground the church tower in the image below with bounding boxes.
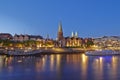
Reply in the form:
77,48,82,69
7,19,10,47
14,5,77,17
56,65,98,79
57,22,64,41
71,32,74,37
75,32,78,38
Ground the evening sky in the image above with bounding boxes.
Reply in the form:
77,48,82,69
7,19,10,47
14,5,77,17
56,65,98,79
0,0,120,39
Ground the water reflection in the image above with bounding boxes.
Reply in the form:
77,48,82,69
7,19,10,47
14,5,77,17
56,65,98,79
0,54,120,80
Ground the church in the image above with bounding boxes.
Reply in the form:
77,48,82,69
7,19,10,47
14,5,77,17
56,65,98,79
57,22,83,47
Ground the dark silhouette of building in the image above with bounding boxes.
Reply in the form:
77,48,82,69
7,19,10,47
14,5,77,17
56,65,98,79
14,34,43,41
0,33,13,40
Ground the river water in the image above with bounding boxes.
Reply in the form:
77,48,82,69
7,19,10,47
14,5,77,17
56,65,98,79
0,53,120,80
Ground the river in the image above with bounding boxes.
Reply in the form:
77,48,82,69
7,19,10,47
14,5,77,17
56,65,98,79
0,53,120,80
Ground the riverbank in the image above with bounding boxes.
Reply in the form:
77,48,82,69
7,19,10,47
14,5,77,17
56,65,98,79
1,47,114,56
0,47,90,56
40,48,86,54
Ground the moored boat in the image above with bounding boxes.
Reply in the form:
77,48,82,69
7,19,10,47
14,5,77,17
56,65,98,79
7,50,42,56
85,50,120,56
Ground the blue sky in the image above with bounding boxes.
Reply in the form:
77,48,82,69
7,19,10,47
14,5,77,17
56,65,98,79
0,0,120,39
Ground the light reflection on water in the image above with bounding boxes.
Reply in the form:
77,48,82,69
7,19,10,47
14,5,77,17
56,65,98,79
0,54,120,80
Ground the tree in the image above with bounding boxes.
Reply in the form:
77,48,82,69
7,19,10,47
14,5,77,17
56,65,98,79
86,40,94,48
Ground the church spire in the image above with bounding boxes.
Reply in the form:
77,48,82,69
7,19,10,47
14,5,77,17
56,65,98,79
57,21,64,41
58,21,63,32
75,32,78,38
71,32,74,37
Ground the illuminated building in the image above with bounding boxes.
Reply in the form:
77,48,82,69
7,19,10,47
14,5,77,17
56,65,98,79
94,36,120,48
56,22,84,47
56,22,65,47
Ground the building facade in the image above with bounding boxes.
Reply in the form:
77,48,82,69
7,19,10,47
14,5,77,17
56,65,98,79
56,22,83,47
0,33,13,40
13,34,43,42
94,36,120,48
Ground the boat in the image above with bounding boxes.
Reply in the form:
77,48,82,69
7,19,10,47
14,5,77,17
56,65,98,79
7,50,42,56
85,50,120,56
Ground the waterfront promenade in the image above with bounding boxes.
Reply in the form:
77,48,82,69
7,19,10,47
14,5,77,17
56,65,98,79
0,47,88,56
1,47,119,56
